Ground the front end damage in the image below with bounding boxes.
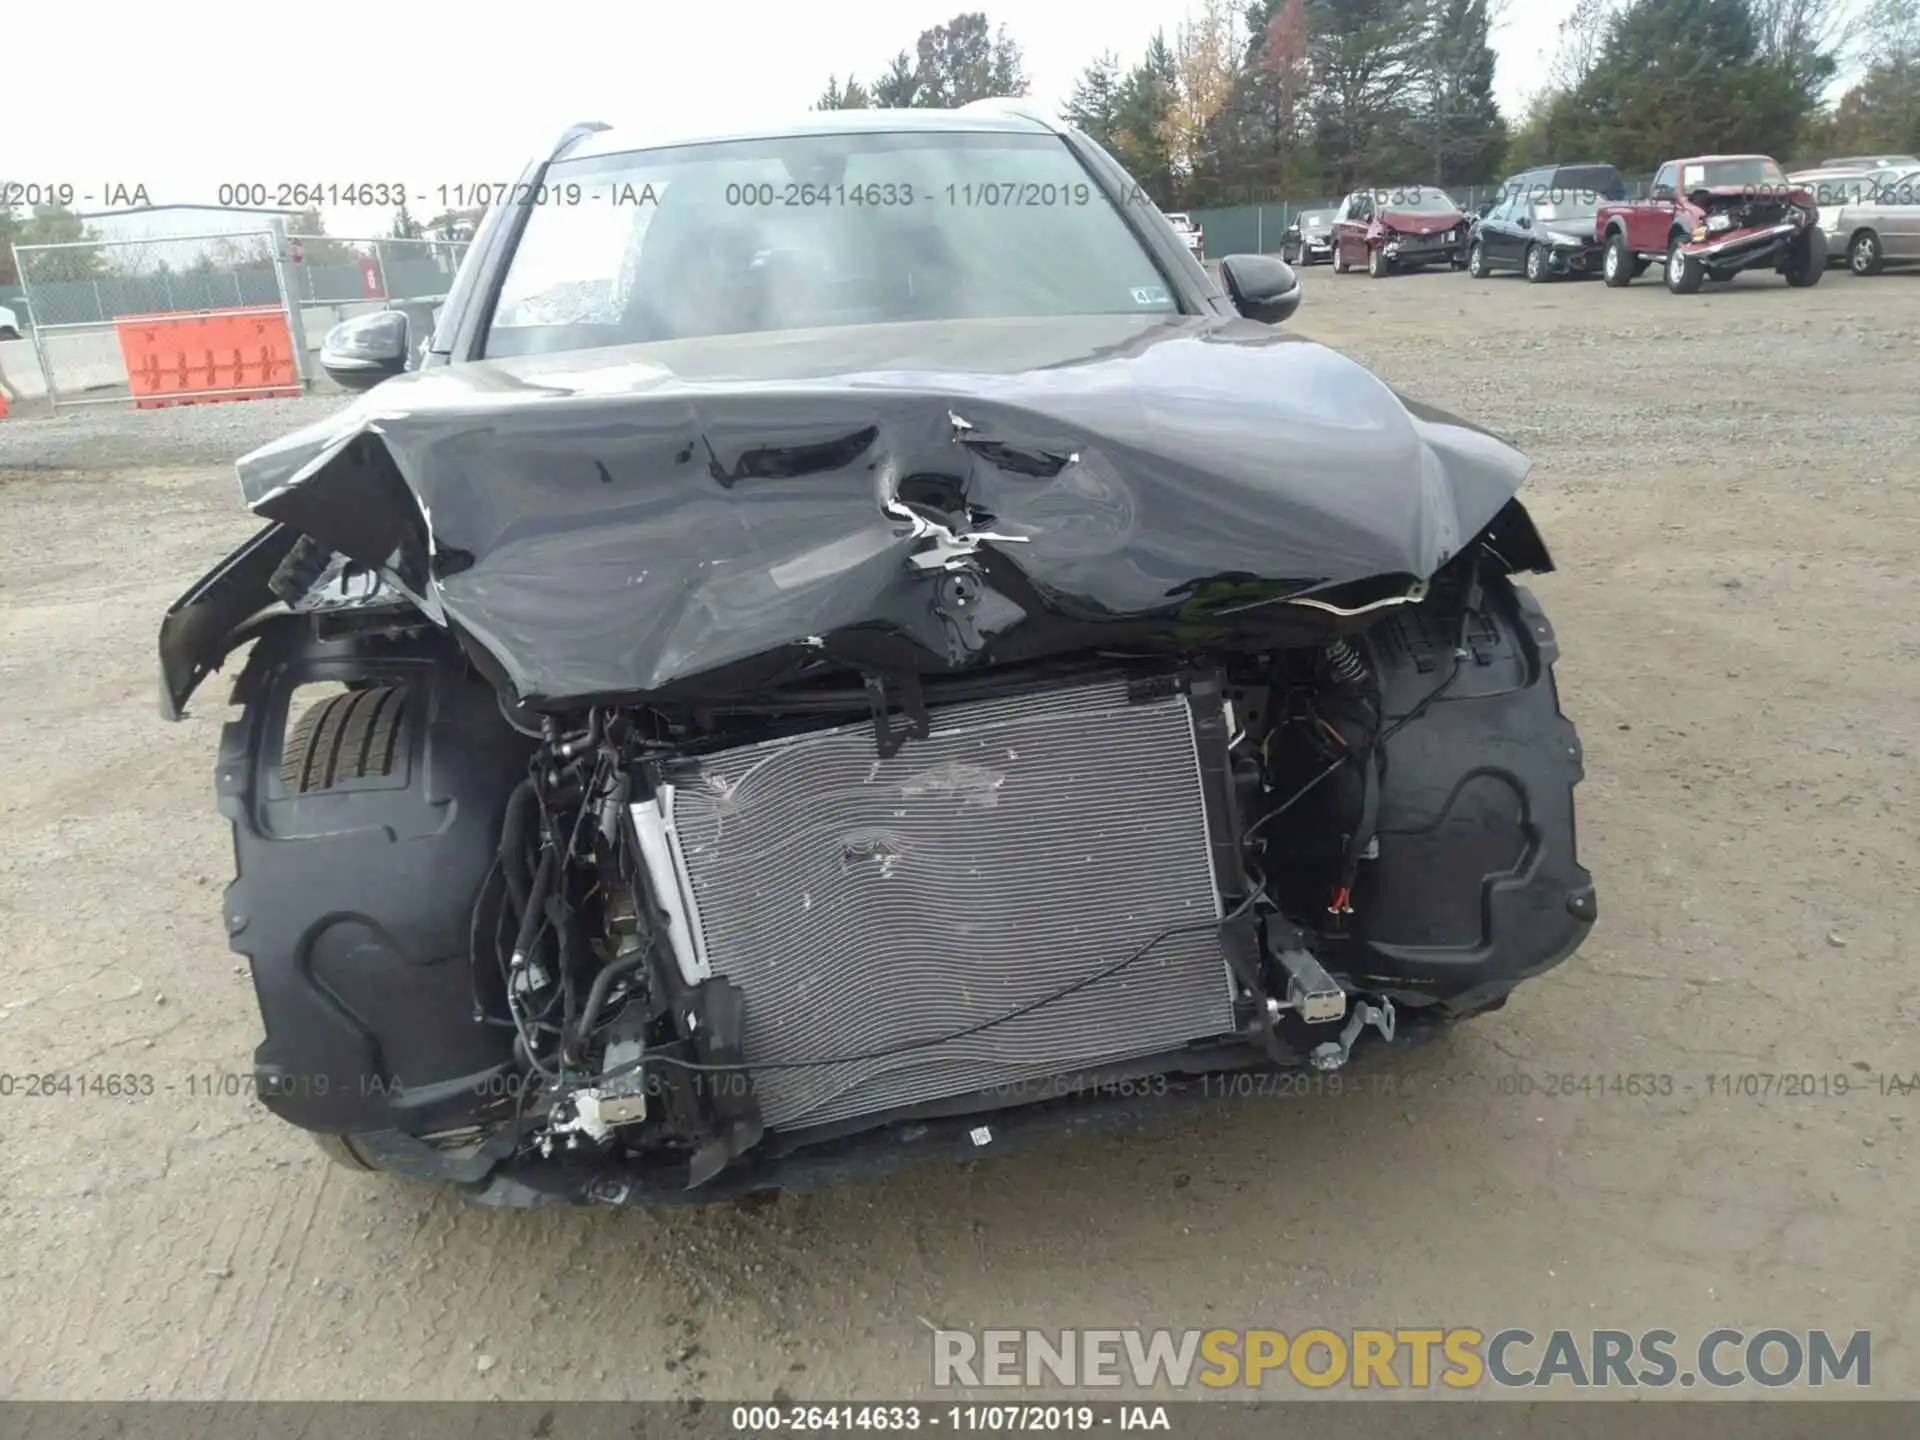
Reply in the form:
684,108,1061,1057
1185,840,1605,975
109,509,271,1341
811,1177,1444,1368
1678,188,1822,277
161,315,1596,1204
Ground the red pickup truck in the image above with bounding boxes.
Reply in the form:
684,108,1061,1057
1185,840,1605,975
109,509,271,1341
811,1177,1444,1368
1597,154,1824,292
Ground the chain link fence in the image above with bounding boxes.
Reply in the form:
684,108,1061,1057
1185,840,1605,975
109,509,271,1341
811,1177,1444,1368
286,235,470,306
11,226,299,407
9,211,469,408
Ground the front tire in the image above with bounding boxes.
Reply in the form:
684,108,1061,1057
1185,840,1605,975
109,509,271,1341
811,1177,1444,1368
1467,240,1489,278
1603,233,1634,287
1367,245,1391,279
1784,227,1825,287
1333,244,1350,275
1848,229,1882,277
1525,243,1551,283
312,1132,382,1171
280,686,409,793
1665,237,1703,293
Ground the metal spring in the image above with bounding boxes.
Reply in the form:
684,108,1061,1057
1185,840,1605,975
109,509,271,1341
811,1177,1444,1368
1325,638,1369,687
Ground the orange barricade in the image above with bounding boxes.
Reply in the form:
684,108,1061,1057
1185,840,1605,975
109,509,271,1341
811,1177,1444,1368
114,306,301,409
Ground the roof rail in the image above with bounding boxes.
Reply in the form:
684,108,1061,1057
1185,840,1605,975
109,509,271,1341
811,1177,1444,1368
549,120,612,163
956,97,1061,130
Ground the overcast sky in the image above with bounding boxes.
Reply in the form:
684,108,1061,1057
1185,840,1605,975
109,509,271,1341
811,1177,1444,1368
12,0,1579,233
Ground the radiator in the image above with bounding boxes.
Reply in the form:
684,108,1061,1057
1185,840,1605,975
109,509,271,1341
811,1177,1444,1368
648,678,1238,1131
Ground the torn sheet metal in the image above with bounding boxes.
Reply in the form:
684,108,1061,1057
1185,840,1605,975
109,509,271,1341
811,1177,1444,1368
224,312,1537,708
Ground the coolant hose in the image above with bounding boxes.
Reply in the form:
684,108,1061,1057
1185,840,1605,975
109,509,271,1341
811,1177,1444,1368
567,946,651,1061
500,778,539,917
511,847,556,970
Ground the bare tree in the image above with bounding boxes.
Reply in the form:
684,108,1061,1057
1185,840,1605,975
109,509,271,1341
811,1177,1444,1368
1858,0,1920,64
1547,0,1618,92
1752,0,1858,96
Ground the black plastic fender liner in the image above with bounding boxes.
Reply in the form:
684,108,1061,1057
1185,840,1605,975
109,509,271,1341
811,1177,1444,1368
1340,576,1596,1014
158,522,301,721
217,617,532,1135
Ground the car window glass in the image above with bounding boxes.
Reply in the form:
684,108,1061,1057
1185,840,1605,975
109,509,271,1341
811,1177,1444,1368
1653,165,1677,196
483,131,1179,357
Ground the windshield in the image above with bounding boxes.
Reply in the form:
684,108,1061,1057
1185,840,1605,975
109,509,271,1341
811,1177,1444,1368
1682,157,1786,190
483,130,1179,356
1533,197,1600,223
1299,212,1328,227
1368,188,1459,213
1875,169,1920,202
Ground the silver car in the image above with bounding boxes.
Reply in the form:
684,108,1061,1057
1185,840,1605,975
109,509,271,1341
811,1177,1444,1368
1820,168,1920,274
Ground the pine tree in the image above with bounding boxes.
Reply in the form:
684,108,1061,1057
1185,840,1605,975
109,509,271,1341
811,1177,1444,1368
1065,52,1125,146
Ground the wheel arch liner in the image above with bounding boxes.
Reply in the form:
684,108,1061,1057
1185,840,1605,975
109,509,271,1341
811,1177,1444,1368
217,619,532,1134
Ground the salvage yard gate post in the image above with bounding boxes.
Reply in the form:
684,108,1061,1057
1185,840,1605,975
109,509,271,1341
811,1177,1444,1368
5,242,60,405
272,217,312,389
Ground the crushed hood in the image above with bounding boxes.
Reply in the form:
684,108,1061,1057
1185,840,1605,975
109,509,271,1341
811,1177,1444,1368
237,312,1536,707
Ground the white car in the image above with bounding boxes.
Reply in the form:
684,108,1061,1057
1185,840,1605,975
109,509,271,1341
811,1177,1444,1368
1164,211,1205,259
0,303,23,341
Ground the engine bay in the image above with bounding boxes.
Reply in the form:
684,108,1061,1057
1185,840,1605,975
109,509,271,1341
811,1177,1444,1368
432,551,1584,1194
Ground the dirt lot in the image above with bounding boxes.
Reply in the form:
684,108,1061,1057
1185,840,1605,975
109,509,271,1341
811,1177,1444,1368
0,265,1914,1404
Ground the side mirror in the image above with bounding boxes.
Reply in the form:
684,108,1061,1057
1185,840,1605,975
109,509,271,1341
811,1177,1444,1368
1219,254,1302,325
1518,214,1532,229
321,310,410,392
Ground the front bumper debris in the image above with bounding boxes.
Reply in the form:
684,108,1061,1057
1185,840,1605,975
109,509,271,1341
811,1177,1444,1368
1681,221,1799,262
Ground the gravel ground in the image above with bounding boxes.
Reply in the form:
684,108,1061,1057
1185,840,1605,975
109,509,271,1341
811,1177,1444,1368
1,266,1915,1405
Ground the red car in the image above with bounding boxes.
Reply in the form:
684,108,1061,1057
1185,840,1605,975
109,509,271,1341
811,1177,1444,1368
1330,186,1471,277
1596,154,1824,292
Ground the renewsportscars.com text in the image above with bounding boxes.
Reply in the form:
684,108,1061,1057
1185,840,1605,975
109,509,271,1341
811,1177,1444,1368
932,1327,1870,1391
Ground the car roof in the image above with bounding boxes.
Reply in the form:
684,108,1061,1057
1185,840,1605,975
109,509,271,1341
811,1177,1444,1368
1667,154,1773,165
561,100,1062,160
1512,162,1619,175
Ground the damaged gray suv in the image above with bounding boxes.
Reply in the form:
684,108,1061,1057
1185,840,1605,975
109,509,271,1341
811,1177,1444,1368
159,103,1594,1207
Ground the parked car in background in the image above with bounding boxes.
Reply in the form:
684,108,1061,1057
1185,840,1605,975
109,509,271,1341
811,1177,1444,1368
1468,189,1606,281
1330,186,1470,277
1821,153,1920,170
1282,207,1336,265
0,303,22,341
1789,165,1880,264
1499,162,1627,206
1818,167,1920,274
1165,211,1205,259
1597,154,1822,292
